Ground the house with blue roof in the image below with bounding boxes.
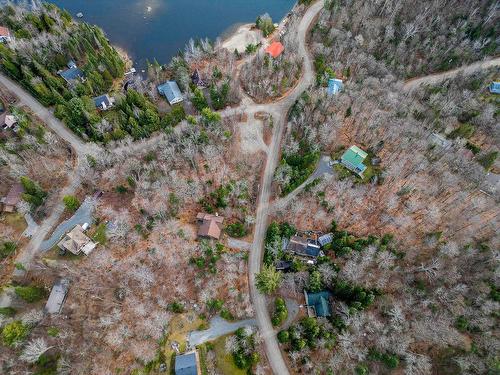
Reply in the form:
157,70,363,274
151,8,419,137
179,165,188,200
175,351,200,375
304,290,332,318
59,60,85,85
340,145,368,177
158,81,184,105
490,82,500,94
327,78,343,95
93,94,115,111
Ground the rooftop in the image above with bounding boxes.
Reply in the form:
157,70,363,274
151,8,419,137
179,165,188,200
328,78,343,95
158,81,183,105
341,145,368,175
60,67,84,82
0,26,10,37
304,290,332,317
93,94,114,110
58,225,95,255
265,41,285,58
287,235,322,258
490,82,500,94
1,183,24,207
197,213,224,240
45,278,70,314
175,351,198,375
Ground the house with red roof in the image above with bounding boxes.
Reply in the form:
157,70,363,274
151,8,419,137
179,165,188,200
0,26,11,43
265,41,284,58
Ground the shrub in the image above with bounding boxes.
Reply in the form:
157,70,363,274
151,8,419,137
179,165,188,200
255,265,283,294
277,330,290,343
225,221,247,238
272,297,288,327
1,320,29,347
63,195,80,212
20,176,47,208
0,241,17,259
168,301,185,313
478,151,498,171
0,307,16,317
14,285,46,303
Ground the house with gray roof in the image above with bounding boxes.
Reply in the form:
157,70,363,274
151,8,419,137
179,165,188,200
158,81,183,105
286,235,323,262
45,279,70,314
175,350,200,375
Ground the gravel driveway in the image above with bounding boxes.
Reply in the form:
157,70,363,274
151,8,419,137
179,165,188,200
187,315,256,347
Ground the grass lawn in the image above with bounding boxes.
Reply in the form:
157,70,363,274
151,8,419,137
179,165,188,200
164,312,204,372
2,213,27,234
91,223,107,245
211,334,246,375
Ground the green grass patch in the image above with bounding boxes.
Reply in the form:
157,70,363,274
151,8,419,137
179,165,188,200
211,335,247,375
0,306,16,317
92,223,107,245
14,285,46,303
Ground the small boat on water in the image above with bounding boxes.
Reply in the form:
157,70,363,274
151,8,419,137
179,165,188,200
76,12,84,18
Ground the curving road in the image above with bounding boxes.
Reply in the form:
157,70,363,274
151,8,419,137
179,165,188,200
247,2,324,374
403,57,500,90
0,73,92,275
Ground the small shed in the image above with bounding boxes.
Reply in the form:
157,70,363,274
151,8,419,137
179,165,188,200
265,41,284,58
1,183,24,213
318,233,333,247
340,145,368,176
175,350,200,375
93,94,115,110
327,78,343,95
158,81,183,105
67,60,77,69
45,279,70,314
2,115,18,131
304,290,332,318
489,82,500,94
191,70,206,87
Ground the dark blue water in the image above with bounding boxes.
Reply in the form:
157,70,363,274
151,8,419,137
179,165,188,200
50,0,295,67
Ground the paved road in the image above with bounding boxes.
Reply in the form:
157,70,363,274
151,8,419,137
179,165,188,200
247,2,324,375
187,315,256,347
403,57,500,90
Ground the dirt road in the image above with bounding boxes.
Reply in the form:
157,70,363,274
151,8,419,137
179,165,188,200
403,57,500,90
247,2,324,374
0,74,92,275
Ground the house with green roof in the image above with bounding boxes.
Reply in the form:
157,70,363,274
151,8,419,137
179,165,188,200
304,290,332,318
340,145,368,176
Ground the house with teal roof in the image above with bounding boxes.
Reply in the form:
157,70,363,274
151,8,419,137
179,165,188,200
490,82,500,94
304,290,332,318
340,145,368,176
327,78,343,95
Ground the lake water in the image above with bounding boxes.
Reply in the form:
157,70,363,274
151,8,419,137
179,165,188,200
49,0,296,68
